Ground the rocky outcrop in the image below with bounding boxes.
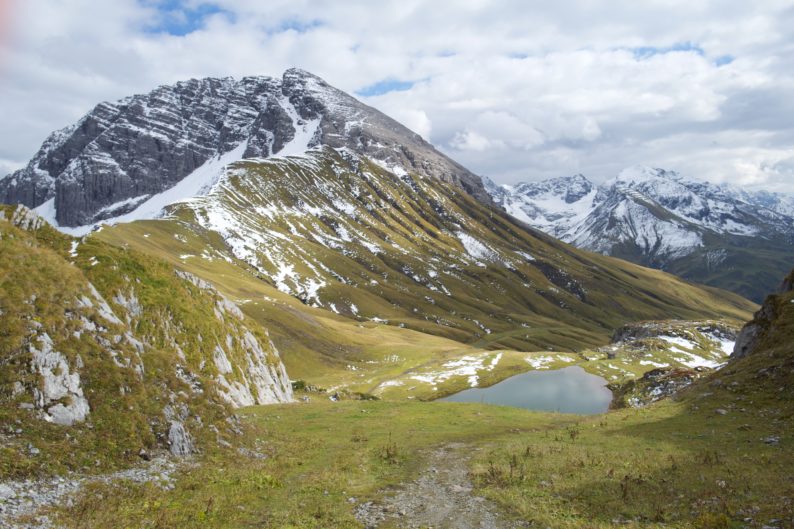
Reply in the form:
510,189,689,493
612,367,702,408
0,205,293,465
733,269,794,358
0,69,489,228
175,270,293,407
610,320,736,345
29,333,90,426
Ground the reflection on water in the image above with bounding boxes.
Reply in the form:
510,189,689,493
439,365,612,414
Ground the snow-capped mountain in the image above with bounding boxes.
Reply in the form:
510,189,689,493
485,174,598,239
0,68,486,230
489,166,794,302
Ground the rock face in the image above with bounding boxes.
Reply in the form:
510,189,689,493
733,269,794,359
0,69,488,228
488,166,794,302
175,270,293,407
29,332,91,426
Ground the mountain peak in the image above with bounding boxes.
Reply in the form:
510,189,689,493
614,165,681,184
0,69,489,229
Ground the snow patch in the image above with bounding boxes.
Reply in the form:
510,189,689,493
36,141,248,236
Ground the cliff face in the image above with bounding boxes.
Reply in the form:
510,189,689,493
0,69,488,228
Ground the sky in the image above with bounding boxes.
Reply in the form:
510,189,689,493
0,0,793,191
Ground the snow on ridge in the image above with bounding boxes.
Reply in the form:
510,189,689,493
274,96,321,158
454,231,497,262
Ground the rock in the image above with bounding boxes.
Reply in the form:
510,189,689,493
763,436,780,446
715,408,728,416
733,295,778,359
167,421,194,456
29,332,90,425
0,484,16,500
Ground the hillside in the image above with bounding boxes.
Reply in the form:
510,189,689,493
30,284,793,528
89,146,755,388
0,204,292,479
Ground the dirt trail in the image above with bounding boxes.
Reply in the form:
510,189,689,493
356,443,520,529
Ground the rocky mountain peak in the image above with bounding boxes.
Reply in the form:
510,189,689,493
0,69,488,230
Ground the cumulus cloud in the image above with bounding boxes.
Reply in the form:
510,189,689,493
0,0,793,192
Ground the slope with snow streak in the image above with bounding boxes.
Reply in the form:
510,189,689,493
143,147,754,354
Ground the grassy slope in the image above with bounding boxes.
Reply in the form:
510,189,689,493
53,287,794,528
663,232,794,304
92,149,754,398
0,206,289,479
49,283,793,529
55,380,792,528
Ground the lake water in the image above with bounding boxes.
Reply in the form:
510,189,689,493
439,365,612,414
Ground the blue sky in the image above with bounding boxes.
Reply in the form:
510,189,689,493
143,1,233,35
356,79,416,97
0,0,792,190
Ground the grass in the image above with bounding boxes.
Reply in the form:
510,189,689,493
472,398,792,528
52,400,566,528
0,206,289,479
52,380,793,529
49,276,794,528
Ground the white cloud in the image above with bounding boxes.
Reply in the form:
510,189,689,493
0,0,793,192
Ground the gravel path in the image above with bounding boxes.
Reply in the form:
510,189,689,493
356,443,520,529
0,455,181,529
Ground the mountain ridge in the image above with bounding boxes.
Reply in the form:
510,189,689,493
488,167,794,301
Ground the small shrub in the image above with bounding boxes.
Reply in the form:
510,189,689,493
567,424,581,442
379,433,399,464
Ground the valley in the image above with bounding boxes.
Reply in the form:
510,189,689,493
0,67,790,529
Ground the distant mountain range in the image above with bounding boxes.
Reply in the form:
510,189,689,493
486,166,794,302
